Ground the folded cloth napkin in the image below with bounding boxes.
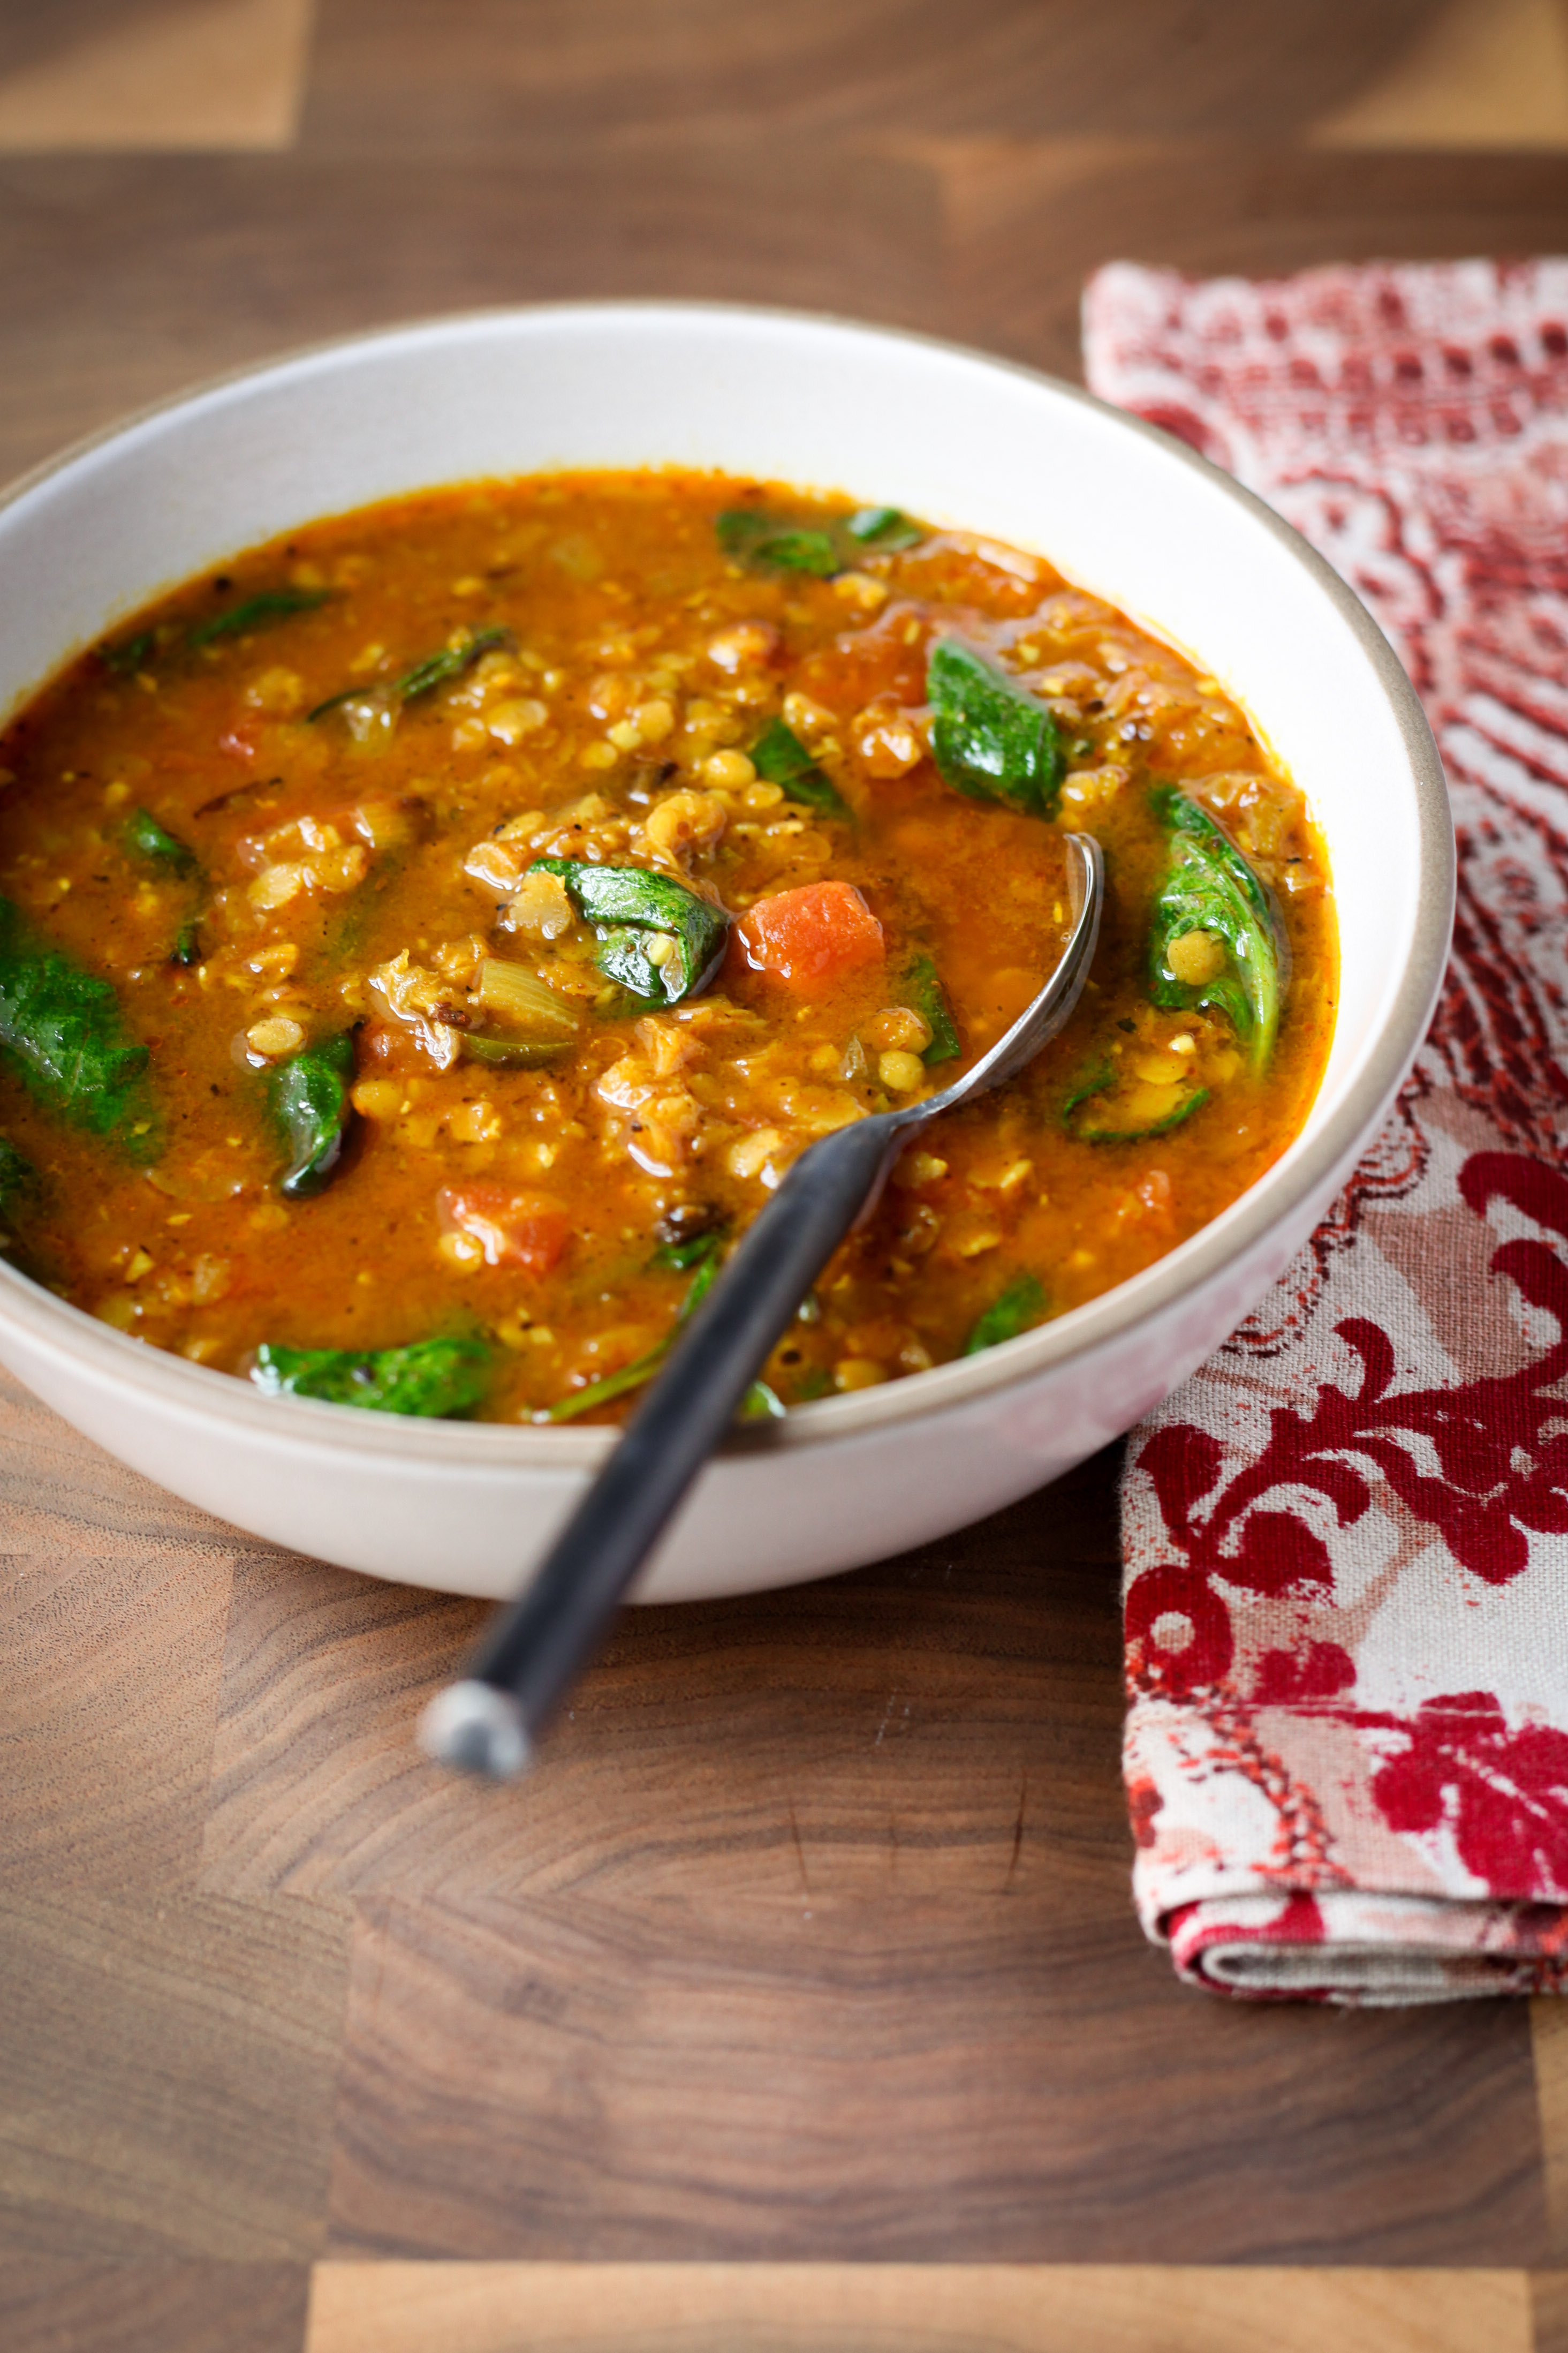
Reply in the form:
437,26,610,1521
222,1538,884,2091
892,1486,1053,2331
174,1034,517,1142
1084,258,1568,2003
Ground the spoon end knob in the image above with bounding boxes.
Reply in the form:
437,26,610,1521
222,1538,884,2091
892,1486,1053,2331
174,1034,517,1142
419,1679,532,1780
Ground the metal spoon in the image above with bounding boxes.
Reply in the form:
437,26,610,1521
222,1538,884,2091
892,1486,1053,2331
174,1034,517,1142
420,831,1103,1780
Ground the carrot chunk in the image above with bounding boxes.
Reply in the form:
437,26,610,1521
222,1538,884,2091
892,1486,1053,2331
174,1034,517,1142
735,880,885,991
438,1185,571,1272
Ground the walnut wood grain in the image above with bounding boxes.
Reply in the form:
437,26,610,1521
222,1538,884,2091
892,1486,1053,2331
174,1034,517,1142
0,143,940,485
1535,2001,1568,2266
200,1465,1122,1906
322,1871,1544,2266
0,1891,349,2259
300,0,1441,154
3,145,1568,498
0,1548,230,1889
0,1361,253,1887
940,143,1568,386
1,2258,310,2353
193,1467,1549,2270
307,2259,1536,2353
0,1361,229,1549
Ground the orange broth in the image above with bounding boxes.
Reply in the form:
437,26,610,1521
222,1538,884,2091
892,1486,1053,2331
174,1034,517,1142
0,470,1336,1420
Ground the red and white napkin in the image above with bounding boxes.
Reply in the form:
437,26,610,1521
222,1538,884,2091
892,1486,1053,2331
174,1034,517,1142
1084,259,1568,2001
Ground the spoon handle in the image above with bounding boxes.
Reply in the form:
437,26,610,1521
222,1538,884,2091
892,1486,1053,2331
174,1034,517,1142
421,1111,905,1777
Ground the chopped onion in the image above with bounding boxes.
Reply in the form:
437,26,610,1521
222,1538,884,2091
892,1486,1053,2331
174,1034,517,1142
475,957,580,1038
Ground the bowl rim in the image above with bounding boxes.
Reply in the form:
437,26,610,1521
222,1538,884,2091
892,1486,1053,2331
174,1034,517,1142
0,296,1453,1467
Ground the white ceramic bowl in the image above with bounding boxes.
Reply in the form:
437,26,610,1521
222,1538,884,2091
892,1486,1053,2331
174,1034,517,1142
0,304,1451,1600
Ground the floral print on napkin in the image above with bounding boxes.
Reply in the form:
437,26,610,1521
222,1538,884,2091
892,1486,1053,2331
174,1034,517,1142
1086,259,1568,2001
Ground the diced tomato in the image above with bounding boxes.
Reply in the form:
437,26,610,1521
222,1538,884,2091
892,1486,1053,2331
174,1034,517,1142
736,880,885,991
437,1185,571,1273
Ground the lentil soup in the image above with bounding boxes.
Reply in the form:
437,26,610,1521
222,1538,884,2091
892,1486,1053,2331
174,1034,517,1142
0,471,1335,1423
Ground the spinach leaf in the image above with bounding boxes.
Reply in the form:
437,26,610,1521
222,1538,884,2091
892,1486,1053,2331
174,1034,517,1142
124,809,202,983
546,1344,666,1423
750,717,852,821
1062,1057,1209,1144
0,898,154,1150
718,504,928,574
1062,1061,1114,1120
124,807,198,877
104,586,329,676
252,1335,490,1417
927,639,1062,817
963,1272,1047,1356
592,927,670,1003
715,511,840,576
678,1243,723,1319
651,1223,726,1272
271,1030,357,1199
846,506,922,549
902,953,960,1065
396,624,511,702
750,530,839,577
532,858,729,1006
1147,787,1284,1070
188,587,330,646
549,1229,728,1423
308,625,512,722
